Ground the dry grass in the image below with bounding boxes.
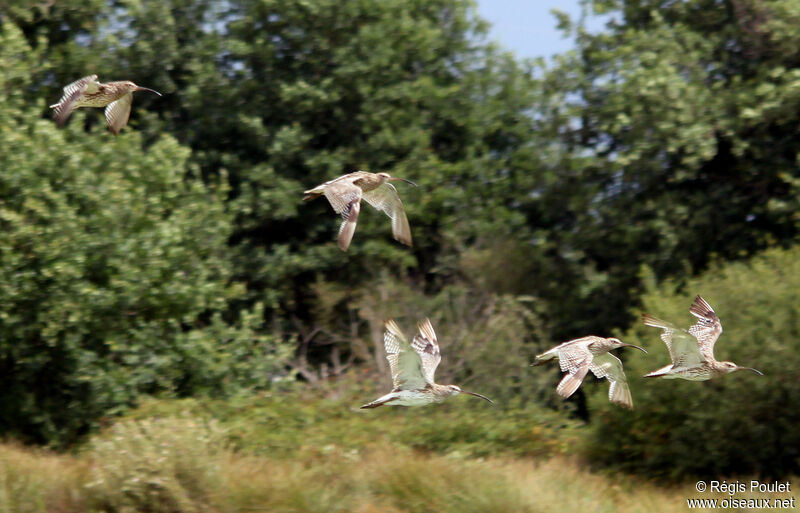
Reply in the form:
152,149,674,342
511,457,681,513
0,442,88,513
84,416,227,513
0,411,794,513
4,432,793,513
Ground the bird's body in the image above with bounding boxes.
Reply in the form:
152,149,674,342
643,363,714,381
362,386,455,408
360,318,493,409
50,75,161,135
533,336,646,408
303,171,415,251
642,295,763,380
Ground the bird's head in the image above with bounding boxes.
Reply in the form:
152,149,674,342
608,337,648,354
126,81,162,96
447,385,494,404
720,361,763,375
376,172,417,187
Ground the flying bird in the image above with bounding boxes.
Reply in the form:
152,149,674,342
50,75,161,135
303,171,415,251
532,336,647,408
360,318,493,409
642,295,763,380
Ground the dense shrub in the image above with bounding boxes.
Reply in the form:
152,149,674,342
584,248,800,479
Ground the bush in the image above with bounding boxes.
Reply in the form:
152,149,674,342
0,24,291,446
123,386,579,461
584,248,800,479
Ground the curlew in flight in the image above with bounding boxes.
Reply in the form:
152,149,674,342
303,171,415,251
50,75,161,135
642,295,763,380
360,318,493,408
532,336,647,408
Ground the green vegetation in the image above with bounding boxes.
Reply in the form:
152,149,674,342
122,384,577,460
1,397,793,513
0,23,291,446
586,247,800,479
2,0,800,496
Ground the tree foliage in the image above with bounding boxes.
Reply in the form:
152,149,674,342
15,0,542,312
585,248,800,479
0,23,290,446
33,0,548,378
512,0,800,338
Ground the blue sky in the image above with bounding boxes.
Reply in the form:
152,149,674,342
475,1,587,59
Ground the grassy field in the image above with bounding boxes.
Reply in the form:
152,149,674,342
0,384,795,512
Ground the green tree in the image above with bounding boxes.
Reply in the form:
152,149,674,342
26,0,550,382
518,0,800,338
0,23,290,446
35,0,542,317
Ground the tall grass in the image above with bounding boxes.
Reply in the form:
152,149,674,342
85,417,227,513
0,393,795,512
1,405,794,513
0,442,88,513
4,430,790,513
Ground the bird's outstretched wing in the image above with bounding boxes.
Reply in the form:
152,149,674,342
556,360,590,399
105,92,134,135
383,319,426,391
410,318,441,384
551,337,595,399
590,353,633,408
642,313,704,367
688,295,722,362
361,183,412,247
321,179,363,251
50,75,100,126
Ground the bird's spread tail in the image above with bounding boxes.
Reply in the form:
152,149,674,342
302,190,323,201
530,352,555,366
360,399,388,409
641,313,672,329
643,365,673,378
360,393,398,409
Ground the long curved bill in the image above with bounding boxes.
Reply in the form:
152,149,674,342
460,390,494,404
738,366,764,375
621,343,648,354
136,86,162,96
388,177,417,187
